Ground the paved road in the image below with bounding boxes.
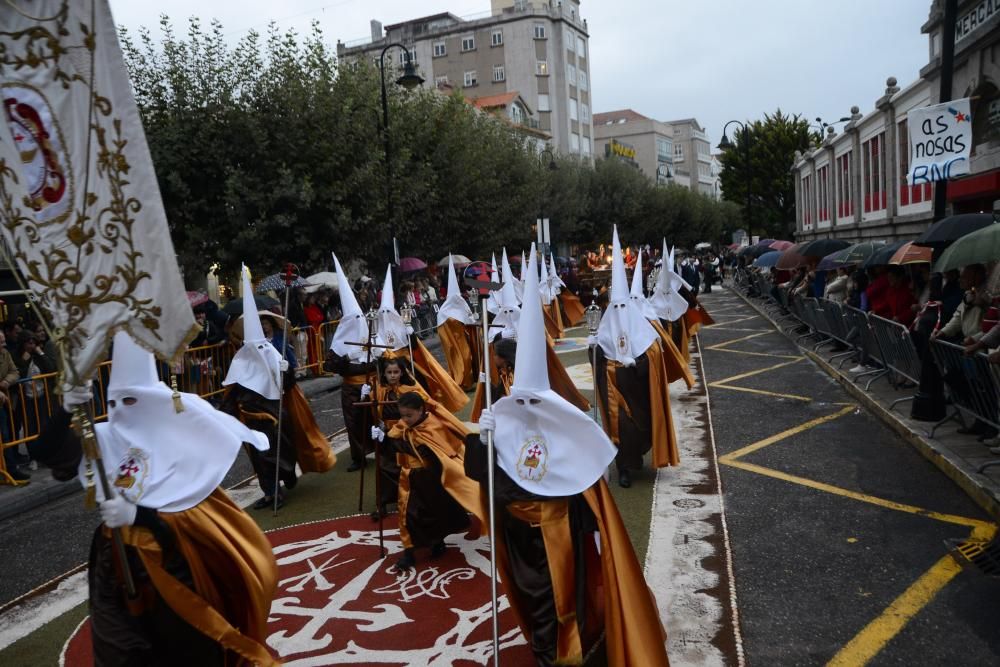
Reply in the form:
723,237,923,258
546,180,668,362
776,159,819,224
699,289,1000,665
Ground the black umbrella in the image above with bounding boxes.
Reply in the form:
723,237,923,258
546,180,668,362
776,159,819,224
861,240,908,269
797,238,851,258
913,213,995,248
255,273,311,293
748,246,779,260
221,294,280,317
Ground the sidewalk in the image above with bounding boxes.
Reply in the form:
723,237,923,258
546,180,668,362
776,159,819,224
733,285,1000,522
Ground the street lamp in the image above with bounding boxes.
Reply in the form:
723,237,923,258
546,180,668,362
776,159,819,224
813,116,851,135
377,43,424,268
537,147,558,257
656,163,672,186
718,120,752,242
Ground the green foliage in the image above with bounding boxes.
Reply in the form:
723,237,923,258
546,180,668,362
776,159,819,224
718,110,816,240
121,17,738,284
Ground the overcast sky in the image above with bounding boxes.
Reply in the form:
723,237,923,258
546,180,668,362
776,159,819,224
109,0,931,145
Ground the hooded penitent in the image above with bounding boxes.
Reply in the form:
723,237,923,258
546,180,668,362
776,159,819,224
512,250,526,304
486,253,501,315
330,252,374,362
538,249,553,306
376,264,410,352
489,248,521,341
90,331,269,512
222,265,284,401
628,248,661,321
649,240,691,322
494,245,616,496
596,226,659,367
437,254,475,325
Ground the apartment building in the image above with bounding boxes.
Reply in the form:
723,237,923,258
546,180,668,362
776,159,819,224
793,0,1000,242
336,0,595,158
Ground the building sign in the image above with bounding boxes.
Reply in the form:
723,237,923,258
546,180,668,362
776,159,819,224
956,0,1000,44
906,98,973,185
606,138,636,161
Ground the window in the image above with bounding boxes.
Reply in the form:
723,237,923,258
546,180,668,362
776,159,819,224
862,132,886,214
581,103,589,122
569,98,578,121
801,175,813,228
464,70,477,87
836,151,854,219
433,41,446,57
537,93,550,112
570,132,580,152
674,143,685,161
567,63,576,85
511,103,525,125
657,138,671,162
398,49,413,65
578,70,588,91
434,74,449,87
565,27,575,51
817,165,830,222
577,36,586,57
491,30,503,47
462,35,476,51
697,141,709,156
536,60,549,76
897,118,932,207
583,136,592,156
699,163,710,178
534,22,546,39
493,64,505,82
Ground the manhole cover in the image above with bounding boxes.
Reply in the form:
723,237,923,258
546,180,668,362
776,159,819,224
946,538,1000,577
672,498,705,509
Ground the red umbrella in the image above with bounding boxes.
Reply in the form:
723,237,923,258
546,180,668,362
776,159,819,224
889,241,933,265
775,242,811,270
769,240,794,250
187,290,209,307
398,257,427,272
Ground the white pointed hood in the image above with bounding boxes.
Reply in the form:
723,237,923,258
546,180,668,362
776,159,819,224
512,251,526,303
494,245,617,496
629,248,660,321
330,252,373,362
377,265,409,351
596,226,659,366
538,249,553,305
650,240,691,321
549,253,566,290
89,332,268,512
437,253,474,325
490,248,521,340
486,253,501,315
222,265,283,400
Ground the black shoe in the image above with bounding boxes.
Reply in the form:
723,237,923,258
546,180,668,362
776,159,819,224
618,469,632,488
431,542,447,559
346,460,365,472
395,550,415,572
252,495,284,510
284,474,298,490
8,467,29,482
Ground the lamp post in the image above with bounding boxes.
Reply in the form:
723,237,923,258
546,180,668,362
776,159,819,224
537,147,558,257
656,163,672,186
377,43,424,269
812,116,851,135
718,120,752,242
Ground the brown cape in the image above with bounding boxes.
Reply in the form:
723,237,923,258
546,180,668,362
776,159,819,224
651,320,695,389
286,384,336,473
437,318,483,391
543,301,565,340
386,339,469,413
559,291,586,326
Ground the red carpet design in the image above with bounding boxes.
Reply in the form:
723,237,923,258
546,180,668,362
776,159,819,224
62,514,533,665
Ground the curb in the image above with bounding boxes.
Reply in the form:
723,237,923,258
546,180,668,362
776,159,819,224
0,479,80,524
731,287,1000,524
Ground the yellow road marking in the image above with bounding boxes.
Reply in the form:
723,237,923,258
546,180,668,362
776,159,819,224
706,314,762,327
722,406,855,461
709,384,813,402
711,358,803,385
701,327,776,333
826,524,996,667
709,347,802,359
705,330,776,350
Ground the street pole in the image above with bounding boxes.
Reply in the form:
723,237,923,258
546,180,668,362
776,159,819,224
933,0,958,222
538,148,557,258
719,121,751,242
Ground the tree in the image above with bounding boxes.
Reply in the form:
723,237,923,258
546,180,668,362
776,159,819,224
718,110,816,240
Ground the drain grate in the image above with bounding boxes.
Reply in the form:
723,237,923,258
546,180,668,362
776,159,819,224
946,538,1000,577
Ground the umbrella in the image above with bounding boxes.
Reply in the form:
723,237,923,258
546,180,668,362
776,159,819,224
753,251,781,268
889,241,933,266
861,240,909,269
728,243,741,250
769,240,794,250
438,255,472,267
695,242,712,250
933,222,1000,273
255,273,311,293
221,294,280,317
229,310,289,343
186,290,209,307
304,271,340,293
749,246,778,260
399,257,427,273
775,242,810,270
756,238,777,246
797,238,851,258
913,213,994,248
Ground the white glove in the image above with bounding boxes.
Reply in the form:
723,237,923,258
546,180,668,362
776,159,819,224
586,335,598,347
279,358,289,372
100,495,137,528
360,383,372,399
478,372,487,384
61,381,93,412
479,409,495,444
406,325,414,335
371,426,385,442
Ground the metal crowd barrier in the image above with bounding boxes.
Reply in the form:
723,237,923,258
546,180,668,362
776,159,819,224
930,340,1000,445
840,305,889,390
867,315,922,411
